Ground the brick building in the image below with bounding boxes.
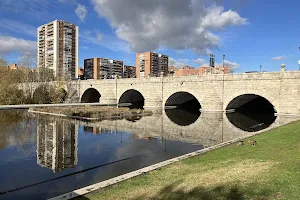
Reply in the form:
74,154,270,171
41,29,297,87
136,52,169,78
123,65,136,78
168,65,230,77
84,58,124,80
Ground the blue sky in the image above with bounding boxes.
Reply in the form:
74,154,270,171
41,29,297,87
0,0,299,73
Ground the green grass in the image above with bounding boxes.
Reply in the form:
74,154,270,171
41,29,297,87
76,120,300,200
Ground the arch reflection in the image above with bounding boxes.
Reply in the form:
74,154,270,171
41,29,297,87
226,94,276,132
165,92,201,126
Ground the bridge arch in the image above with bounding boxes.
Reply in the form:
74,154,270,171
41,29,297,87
226,94,277,132
118,89,145,109
226,94,276,112
164,91,201,126
81,88,101,103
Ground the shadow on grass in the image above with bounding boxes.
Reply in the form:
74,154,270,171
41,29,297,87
132,181,272,200
75,181,274,200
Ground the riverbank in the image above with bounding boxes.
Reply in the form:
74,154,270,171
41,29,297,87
75,120,300,200
29,106,152,121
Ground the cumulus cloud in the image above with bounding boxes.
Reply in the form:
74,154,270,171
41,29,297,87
91,0,247,54
271,55,286,61
169,58,191,68
218,59,240,72
75,4,87,21
201,6,248,30
194,58,206,64
0,36,36,55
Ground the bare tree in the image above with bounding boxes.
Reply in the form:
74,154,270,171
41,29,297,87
0,57,8,67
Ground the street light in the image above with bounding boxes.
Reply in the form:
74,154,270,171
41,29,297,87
299,47,300,70
222,54,225,73
260,65,262,72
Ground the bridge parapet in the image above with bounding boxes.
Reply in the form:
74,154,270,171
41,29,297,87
18,71,300,115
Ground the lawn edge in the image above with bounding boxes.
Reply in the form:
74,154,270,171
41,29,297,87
48,124,284,200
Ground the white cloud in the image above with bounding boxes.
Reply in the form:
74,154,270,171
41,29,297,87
201,7,248,30
218,59,240,72
58,0,78,5
96,32,103,41
0,35,36,55
169,58,191,68
75,4,87,21
0,0,54,21
80,30,130,53
202,59,240,72
0,19,36,37
194,58,206,64
91,0,247,54
271,55,286,61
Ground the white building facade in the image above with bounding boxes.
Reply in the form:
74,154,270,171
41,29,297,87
37,20,78,79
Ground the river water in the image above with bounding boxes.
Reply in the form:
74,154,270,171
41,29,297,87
0,109,297,200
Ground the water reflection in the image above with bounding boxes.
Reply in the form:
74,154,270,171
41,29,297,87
226,112,277,132
164,91,201,126
0,109,296,200
37,118,78,172
124,115,143,122
225,94,277,132
165,108,200,126
0,110,35,151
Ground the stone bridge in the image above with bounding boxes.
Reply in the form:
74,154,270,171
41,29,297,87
29,71,300,115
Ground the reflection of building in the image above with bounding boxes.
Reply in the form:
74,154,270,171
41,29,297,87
37,119,78,173
37,20,79,79
123,65,136,78
136,52,169,78
83,126,114,135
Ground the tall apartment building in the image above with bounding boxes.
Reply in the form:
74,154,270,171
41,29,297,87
84,58,123,79
108,60,123,78
37,119,78,173
37,20,78,79
123,65,136,78
136,52,169,78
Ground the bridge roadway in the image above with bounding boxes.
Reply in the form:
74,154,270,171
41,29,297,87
25,71,300,116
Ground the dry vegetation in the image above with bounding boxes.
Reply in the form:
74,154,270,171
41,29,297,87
31,106,153,120
0,57,75,105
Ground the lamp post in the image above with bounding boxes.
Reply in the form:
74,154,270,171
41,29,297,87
260,65,262,72
222,54,225,142
222,54,225,72
299,47,300,70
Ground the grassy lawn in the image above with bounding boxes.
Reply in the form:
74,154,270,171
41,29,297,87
76,120,300,200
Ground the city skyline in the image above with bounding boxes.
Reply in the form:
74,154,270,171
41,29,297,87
1,0,300,73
